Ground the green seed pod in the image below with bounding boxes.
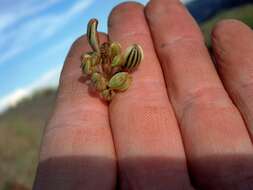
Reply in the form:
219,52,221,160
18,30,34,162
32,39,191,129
109,42,121,58
123,44,144,70
111,54,124,68
108,72,132,91
81,54,93,75
87,19,100,54
81,53,91,63
100,89,115,101
91,73,107,91
89,52,101,66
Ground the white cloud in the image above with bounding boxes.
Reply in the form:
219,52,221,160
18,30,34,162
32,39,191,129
0,0,95,66
0,66,61,113
0,35,74,114
0,0,62,31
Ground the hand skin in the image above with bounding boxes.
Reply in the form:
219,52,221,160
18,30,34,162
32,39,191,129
33,0,253,190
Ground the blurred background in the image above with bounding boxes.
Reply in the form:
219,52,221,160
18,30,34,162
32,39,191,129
0,0,252,189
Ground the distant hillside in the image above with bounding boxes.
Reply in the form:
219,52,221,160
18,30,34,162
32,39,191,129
0,4,253,190
0,88,56,190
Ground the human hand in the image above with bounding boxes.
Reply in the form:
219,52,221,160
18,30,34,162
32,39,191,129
33,0,253,189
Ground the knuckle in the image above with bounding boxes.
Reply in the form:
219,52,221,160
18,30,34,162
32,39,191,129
158,36,204,50
179,85,231,121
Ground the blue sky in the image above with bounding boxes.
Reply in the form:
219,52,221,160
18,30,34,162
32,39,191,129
0,0,190,112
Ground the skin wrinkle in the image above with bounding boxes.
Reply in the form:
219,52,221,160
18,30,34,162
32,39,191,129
47,109,108,130
159,36,204,49
117,32,150,39
178,85,231,122
40,124,115,159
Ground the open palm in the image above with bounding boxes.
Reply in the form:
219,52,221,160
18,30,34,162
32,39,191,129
33,0,253,189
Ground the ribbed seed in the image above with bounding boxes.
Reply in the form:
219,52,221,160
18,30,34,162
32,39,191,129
110,42,121,59
108,72,132,91
81,54,93,75
89,52,100,66
87,19,100,54
91,73,107,91
111,54,124,68
123,44,143,70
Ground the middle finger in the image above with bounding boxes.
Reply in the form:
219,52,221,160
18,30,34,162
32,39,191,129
108,2,193,189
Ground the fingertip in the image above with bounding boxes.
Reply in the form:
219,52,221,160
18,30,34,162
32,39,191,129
145,0,184,19
68,33,108,57
212,19,252,45
108,1,144,29
61,33,107,79
58,33,108,101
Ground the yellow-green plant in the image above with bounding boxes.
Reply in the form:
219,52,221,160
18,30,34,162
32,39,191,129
81,18,144,101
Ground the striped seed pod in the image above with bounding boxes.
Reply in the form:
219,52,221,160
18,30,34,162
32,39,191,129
100,89,115,101
109,42,121,59
87,19,100,54
123,44,144,71
108,72,132,91
91,73,108,91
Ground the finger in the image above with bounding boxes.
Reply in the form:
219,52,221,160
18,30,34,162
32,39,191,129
212,20,253,140
33,34,116,190
108,2,193,189
145,0,253,189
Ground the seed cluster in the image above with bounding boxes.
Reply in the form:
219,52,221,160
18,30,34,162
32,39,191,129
81,18,144,101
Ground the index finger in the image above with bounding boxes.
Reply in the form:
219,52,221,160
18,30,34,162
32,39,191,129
33,34,116,190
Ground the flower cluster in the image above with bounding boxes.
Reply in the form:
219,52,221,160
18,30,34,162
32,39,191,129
80,18,144,101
